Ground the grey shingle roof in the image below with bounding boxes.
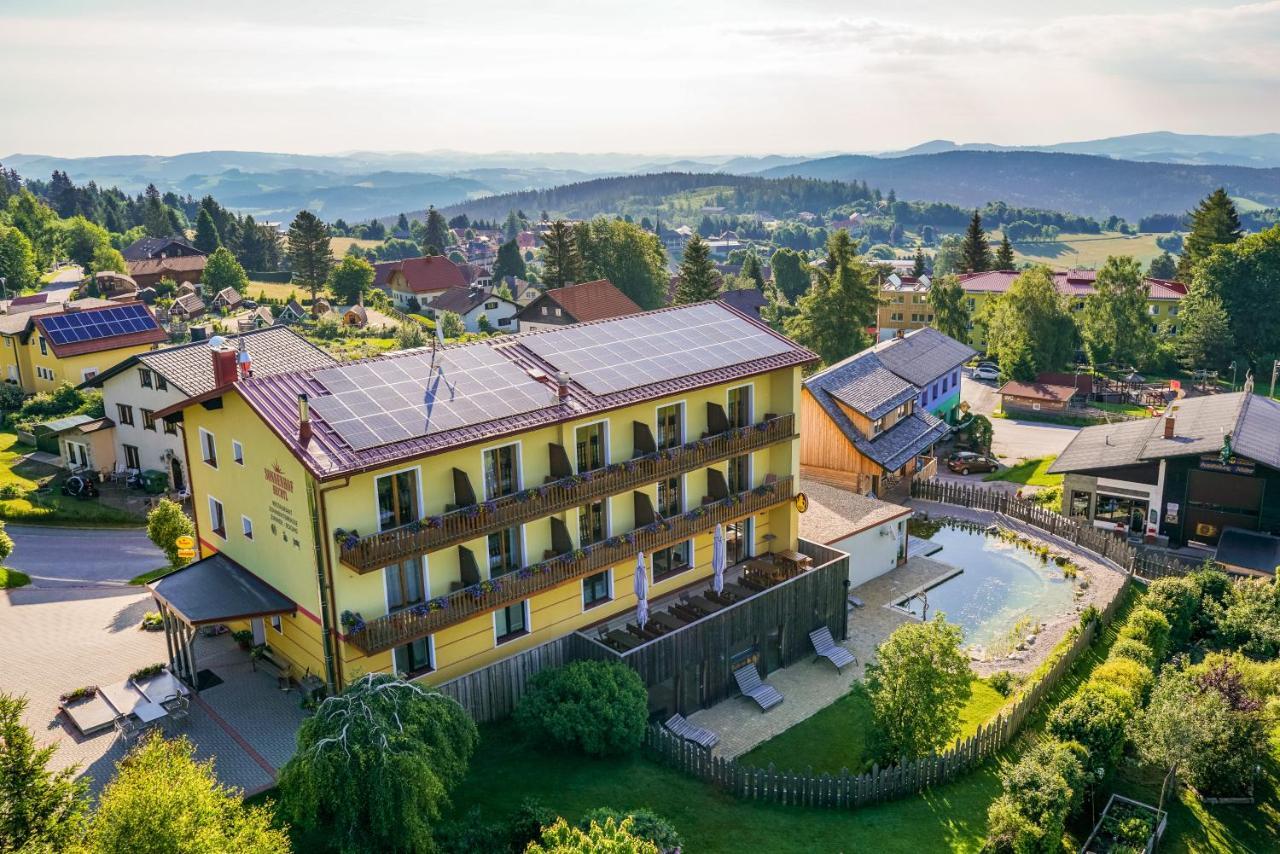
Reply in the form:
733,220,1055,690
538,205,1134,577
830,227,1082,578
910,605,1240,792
870,327,975,387
1049,392,1280,474
807,384,948,472
137,327,335,397
809,352,916,420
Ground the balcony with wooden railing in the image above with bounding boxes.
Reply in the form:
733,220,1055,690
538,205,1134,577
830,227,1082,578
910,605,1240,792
336,413,796,573
341,475,795,655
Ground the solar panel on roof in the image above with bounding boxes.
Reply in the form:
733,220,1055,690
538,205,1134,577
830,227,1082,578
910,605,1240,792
309,345,555,452
39,304,158,347
522,303,793,395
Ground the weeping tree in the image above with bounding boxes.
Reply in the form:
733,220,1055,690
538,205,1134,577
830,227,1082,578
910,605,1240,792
277,674,479,854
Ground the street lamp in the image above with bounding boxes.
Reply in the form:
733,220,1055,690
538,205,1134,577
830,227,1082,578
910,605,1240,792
1229,360,1238,392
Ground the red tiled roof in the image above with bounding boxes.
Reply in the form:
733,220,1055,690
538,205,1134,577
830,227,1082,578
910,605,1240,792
997,381,1077,403
32,304,169,357
521,279,641,324
957,270,1188,300
380,255,467,294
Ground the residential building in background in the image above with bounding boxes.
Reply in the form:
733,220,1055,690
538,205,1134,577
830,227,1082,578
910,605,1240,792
876,274,932,341
516,279,640,332
374,255,468,309
425,285,521,333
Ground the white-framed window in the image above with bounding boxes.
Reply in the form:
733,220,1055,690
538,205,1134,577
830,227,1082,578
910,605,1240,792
232,440,244,466
482,442,520,499
199,428,217,468
385,558,426,611
81,368,98,381
582,569,612,609
393,636,434,676
485,301,498,310
574,420,608,472
494,600,530,644
241,515,254,540
208,496,226,538
655,400,685,450
375,467,421,531
142,409,156,431
37,336,47,356
270,615,282,633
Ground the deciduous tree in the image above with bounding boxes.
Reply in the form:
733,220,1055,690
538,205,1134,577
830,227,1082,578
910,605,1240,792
786,230,879,366
0,225,39,293
1147,251,1177,280
201,246,249,295
147,498,195,568
674,234,719,303
0,692,87,852
327,255,375,305
1175,290,1231,370
437,310,465,338
977,266,1075,379
1187,224,1280,371
770,247,810,302
572,218,668,309
1078,255,1154,368
927,274,969,343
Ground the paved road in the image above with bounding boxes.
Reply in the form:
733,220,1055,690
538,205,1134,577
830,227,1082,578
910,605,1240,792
6,525,166,588
960,373,1080,462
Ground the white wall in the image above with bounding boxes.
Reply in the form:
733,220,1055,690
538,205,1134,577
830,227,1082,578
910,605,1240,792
462,299,520,334
832,517,906,588
102,367,187,486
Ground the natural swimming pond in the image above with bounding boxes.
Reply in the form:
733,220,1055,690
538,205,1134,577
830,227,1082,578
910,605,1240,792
897,524,1078,653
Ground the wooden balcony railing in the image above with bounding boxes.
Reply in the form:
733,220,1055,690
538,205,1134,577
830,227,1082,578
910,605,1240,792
341,475,795,655
336,413,796,573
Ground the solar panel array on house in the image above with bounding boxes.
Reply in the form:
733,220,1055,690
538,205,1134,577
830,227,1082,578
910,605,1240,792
309,344,553,451
38,304,159,345
523,302,793,395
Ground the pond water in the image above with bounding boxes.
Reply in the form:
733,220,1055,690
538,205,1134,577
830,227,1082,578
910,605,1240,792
898,526,1078,652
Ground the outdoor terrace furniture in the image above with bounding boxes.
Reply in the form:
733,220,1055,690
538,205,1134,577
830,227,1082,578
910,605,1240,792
670,603,703,623
724,582,755,601
684,594,724,614
733,664,784,711
847,594,865,610
809,626,857,673
650,612,687,632
627,622,662,641
113,714,140,743
162,694,190,730
605,629,642,651
664,713,720,750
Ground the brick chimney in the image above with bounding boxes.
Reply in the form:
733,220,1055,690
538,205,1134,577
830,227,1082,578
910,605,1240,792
211,344,238,389
298,393,312,445
556,370,571,403
1163,416,1175,439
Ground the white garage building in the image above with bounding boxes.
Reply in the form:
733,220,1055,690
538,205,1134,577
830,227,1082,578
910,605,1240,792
798,477,911,587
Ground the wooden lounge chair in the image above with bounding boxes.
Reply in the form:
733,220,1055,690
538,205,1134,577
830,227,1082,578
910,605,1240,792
733,664,783,711
664,713,719,750
809,626,857,673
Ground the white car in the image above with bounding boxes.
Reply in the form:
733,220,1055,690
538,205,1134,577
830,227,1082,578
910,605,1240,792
971,365,1000,381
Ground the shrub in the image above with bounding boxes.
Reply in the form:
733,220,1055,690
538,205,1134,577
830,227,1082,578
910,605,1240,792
508,798,558,852
527,817,660,854
0,383,24,414
580,808,682,852
986,671,1016,697
139,611,164,631
514,660,647,757
1119,607,1171,662
436,807,507,854
146,499,195,569
1216,577,1280,659
0,483,27,500
1091,658,1154,706
984,793,1043,853
1109,637,1156,669
1144,576,1200,648
1046,682,1133,767
984,739,1087,853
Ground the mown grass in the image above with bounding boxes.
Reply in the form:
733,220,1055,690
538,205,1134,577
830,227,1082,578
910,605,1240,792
129,566,175,585
984,456,1062,487
0,432,145,527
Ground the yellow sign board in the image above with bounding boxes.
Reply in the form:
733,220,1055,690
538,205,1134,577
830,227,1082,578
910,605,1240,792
795,492,809,514
175,535,195,549
176,548,197,560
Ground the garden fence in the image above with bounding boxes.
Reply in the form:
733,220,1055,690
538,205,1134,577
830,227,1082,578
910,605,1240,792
434,635,570,723
646,580,1128,809
909,479,1215,582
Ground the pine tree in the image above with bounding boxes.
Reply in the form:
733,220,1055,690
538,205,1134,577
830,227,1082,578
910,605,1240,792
237,214,267,271
786,230,879,365
912,244,926,278
675,235,720,303
286,210,333,305
741,253,766,289
491,239,526,284
960,210,992,273
1147,251,1177,280
1177,188,1243,279
193,208,221,253
395,212,410,235
994,236,1015,270
422,206,449,256
540,220,583,288
504,210,522,242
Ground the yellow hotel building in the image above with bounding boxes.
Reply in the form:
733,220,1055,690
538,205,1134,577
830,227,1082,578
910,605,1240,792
153,302,820,702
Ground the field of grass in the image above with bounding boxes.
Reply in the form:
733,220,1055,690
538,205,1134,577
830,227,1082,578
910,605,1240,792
984,456,1062,487
997,231,1165,271
0,567,30,588
329,237,382,258
0,432,145,527
245,280,321,304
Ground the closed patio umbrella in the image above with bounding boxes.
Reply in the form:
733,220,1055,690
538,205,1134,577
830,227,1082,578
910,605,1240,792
712,523,727,595
634,552,649,628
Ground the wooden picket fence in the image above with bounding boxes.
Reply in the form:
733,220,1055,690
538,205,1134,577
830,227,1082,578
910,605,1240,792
647,582,1128,808
910,479,1213,582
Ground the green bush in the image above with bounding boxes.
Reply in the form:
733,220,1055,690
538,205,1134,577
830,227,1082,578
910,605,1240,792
527,817,659,854
983,739,1087,854
986,671,1016,697
1143,575,1200,649
1118,607,1171,662
1046,682,1134,767
507,798,558,852
1108,637,1156,669
1091,658,1154,706
514,660,648,757
1216,577,1280,659
579,808,682,852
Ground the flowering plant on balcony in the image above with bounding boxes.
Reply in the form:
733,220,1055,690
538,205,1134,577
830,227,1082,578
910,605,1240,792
572,547,588,561
340,610,367,634
424,515,443,529
466,580,501,599
683,506,707,521
754,419,770,432
482,499,499,515
623,531,636,546
516,488,538,503
603,535,624,549
537,484,552,499
752,483,776,497
461,504,482,519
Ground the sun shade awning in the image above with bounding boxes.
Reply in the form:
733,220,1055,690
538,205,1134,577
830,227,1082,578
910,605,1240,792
1215,527,1280,577
149,553,296,625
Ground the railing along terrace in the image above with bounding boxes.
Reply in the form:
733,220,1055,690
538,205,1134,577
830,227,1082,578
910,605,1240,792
337,413,796,573
342,475,795,654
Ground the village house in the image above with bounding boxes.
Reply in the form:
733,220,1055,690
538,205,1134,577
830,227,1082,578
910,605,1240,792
150,303,828,712
121,236,205,263
81,327,334,489
375,255,468,310
127,255,208,290
876,273,932,341
516,279,640,333
425,285,520,333
167,293,207,323
1049,386,1280,559
998,380,1077,415
211,287,244,311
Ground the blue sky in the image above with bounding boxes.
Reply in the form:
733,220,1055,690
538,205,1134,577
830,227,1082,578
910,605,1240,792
2,0,1277,157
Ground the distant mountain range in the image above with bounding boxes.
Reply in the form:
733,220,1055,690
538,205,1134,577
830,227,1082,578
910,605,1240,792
5,132,1279,223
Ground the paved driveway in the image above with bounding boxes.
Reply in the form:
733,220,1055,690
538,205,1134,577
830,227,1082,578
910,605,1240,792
960,373,1080,463
6,525,165,588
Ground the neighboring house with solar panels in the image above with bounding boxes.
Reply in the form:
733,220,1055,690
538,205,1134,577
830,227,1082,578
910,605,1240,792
4,302,169,394
152,302,830,705
799,327,974,497
81,327,334,488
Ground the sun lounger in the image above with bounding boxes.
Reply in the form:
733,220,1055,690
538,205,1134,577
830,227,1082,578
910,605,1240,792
733,664,783,711
664,713,719,750
847,594,865,609
809,626,857,673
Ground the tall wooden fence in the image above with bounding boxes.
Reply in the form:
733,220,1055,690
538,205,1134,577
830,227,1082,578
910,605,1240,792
646,580,1129,808
910,479,1213,582
433,635,570,723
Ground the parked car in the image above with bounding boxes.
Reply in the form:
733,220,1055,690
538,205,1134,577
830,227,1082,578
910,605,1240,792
971,365,1000,381
947,452,999,475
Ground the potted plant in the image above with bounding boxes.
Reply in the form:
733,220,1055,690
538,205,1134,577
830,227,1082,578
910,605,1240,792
232,629,255,651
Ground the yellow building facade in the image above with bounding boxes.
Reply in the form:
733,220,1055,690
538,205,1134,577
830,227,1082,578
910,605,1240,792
162,303,815,692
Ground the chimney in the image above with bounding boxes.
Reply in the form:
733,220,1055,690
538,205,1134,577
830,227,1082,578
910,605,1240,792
211,344,238,389
237,336,252,378
298,393,312,445
895,327,905,339
556,370,571,403
1163,416,1175,440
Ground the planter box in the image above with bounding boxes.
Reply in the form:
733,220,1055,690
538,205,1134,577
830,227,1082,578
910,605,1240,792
1081,794,1167,854
60,694,117,736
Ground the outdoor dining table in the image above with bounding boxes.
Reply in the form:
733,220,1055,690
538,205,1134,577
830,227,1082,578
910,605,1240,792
605,629,642,650
724,582,755,601
685,594,724,613
131,700,168,724
133,671,190,704
650,612,687,632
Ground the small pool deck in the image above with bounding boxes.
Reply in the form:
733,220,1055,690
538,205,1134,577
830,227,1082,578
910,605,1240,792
685,555,956,759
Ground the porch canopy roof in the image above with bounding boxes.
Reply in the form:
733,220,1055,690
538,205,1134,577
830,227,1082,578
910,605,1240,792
149,553,296,626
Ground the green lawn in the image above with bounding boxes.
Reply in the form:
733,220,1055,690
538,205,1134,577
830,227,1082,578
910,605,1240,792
1091,401,1154,417
129,566,175,585
740,679,1006,775
0,566,30,588
0,432,145,527
996,231,1165,271
984,457,1063,488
